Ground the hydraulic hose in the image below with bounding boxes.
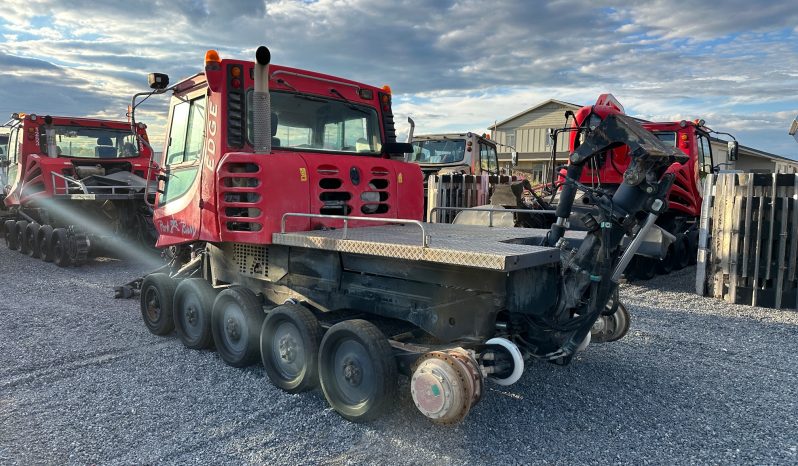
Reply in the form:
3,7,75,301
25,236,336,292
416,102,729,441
548,163,584,245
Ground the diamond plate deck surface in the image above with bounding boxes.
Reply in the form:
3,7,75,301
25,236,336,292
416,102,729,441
272,223,574,271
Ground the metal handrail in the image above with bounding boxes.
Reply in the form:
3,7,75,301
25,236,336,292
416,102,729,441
429,206,557,227
50,172,146,196
280,213,430,248
51,172,88,195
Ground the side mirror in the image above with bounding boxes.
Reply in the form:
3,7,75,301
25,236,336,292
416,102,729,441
511,151,518,167
727,140,738,161
148,73,170,90
382,142,413,155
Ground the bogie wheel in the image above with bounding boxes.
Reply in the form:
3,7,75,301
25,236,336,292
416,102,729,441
36,225,54,262
319,319,398,422
686,230,699,265
634,257,657,280
4,220,19,250
51,228,72,267
15,221,29,254
260,303,322,393
173,278,217,349
211,286,265,367
674,235,690,270
140,273,177,336
24,223,41,258
591,302,631,343
656,243,674,275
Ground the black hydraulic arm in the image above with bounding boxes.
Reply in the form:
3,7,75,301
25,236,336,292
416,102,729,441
548,113,687,244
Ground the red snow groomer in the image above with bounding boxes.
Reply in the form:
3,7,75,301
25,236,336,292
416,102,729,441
1,113,157,266
550,94,738,278
131,47,686,424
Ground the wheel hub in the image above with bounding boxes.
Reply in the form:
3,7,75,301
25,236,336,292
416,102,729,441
410,350,482,424
185,306,197,325
278,335,297,363
146,292,161,321
592,316,607,333
342,358,362,386
226,318,241,340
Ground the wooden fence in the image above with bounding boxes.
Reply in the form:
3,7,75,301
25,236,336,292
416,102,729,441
696,172,798,309
426,174,517,223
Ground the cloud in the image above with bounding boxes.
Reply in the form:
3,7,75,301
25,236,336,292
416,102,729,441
0,0,795,159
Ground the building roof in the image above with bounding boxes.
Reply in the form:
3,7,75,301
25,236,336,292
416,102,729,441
710,136,798,164
489,99,582,130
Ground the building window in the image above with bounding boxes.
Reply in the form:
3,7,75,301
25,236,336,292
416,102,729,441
506,132,515,149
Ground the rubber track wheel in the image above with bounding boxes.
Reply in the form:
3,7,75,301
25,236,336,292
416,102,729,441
606,303,631,342
140,273,177,336
16,221,29,255
211,286,265,368
637,257,657,280
673,235,690,270
4,220,19,250
656,243,674,275
25,223,41,258
318,319,398,422
51,228,72,267
173,278,217,350
37,225,54,262
260,303,322,393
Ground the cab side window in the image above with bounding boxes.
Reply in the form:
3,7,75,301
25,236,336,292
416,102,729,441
165,96,206,166
697,133,713,176
159,95,206,206
4,127,21,187
479,143,498,175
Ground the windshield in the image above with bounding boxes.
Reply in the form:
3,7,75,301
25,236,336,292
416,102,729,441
40,126,139,159
246,90,382,153
410,139,465,164
653,131,677,147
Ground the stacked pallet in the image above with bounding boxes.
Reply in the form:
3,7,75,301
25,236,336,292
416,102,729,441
426,174,517,223
696,172,798,309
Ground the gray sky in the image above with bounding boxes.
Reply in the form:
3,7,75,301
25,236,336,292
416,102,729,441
1,0,797,157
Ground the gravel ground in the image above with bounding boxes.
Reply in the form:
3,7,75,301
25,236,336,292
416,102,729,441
1,245,797,465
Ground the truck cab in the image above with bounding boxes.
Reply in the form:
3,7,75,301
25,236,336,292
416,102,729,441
2,113,152,207
410,132,499,180
147,50,423,248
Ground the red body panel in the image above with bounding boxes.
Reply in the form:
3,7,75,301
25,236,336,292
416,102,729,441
569,96,702,218
3,115,151,208
153,59,423,248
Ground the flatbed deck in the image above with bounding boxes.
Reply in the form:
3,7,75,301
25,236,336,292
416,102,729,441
273,223,587,272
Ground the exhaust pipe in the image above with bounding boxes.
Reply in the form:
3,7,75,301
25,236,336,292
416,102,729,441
405,117,415,162
253,46,272,154
44,115,57,158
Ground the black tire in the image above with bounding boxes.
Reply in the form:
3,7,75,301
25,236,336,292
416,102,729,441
592,302,631,343
211,287,265,367
51,228,72,267
140,273,177,336
673,235,690,270
656,243,674,275
173,278,217,350
318,319,397,422
635,257,657,280
36,225,54,262
687,230,699,265
260,303,322,393
24,223,41,258
16,221,29,254
4,220,19,250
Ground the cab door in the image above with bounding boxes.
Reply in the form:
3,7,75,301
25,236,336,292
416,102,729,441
2,126,21,198
154,92,206,246
479,142,499,175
